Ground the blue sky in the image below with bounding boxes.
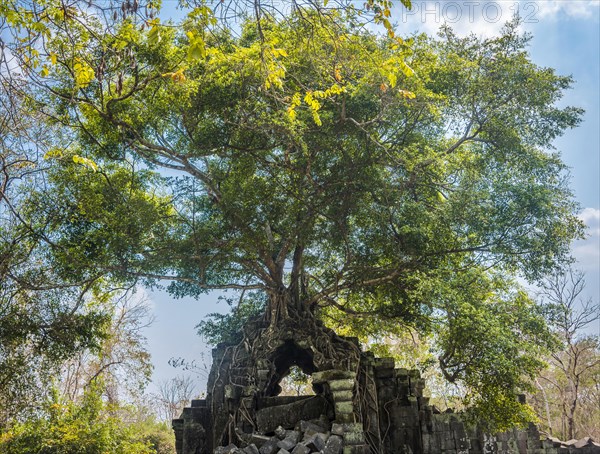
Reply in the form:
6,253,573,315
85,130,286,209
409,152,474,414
143,1,600,392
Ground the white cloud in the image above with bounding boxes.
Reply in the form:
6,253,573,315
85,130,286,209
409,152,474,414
579,207,600,238
392,1,523,38
390,1,598,39
536,0,598,20
572,207,600,277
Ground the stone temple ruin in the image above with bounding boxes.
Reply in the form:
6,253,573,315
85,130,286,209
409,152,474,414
173,315,600,454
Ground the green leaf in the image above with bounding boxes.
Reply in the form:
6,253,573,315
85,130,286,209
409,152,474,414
187,32,206,62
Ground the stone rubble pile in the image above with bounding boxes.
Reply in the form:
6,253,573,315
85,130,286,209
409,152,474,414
544,436,600,452
213,419,350,454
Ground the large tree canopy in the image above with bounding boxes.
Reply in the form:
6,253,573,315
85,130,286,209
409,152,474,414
0,0,584,429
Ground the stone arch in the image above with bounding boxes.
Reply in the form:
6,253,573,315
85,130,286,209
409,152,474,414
263,339,322,396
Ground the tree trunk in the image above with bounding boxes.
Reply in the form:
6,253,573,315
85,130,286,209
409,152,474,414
567,380,579,440
535,378,553,435
265,285,309,326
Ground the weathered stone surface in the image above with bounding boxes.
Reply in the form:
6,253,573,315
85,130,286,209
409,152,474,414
274,426,287,440
334,401,353,415
243,445,260,454
328,379,355,392
342,445,368,454
334,412,355,424
299,420,327,434
331,390,353,401
285,431,302,444
256,396,330,433
259,437,280,454
343,429,365,446
214,444,242,454
575,437,595,448
176,318,600,454
302,433,326,451
250,434,271,448
323,435,343,454
258,396,312,409
290,444,310,454
276,438,296,451
373,357,395,369
331,422,362,436
312,370,355,384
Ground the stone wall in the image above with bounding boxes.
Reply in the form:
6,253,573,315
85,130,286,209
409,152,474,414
173,324,600,454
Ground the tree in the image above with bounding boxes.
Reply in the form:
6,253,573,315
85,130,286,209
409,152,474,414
1,0,584,429
0,380,173,454
60,291,154,405
153,375,198,423
0,77,113,424
530,269,600,440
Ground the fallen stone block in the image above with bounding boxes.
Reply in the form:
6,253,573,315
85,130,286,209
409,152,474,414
277,437,296,451
259,437,281,454
575,437,595,448
215,444,242,454
323,435,343,454
275,426,287,440
285,430,302,444
250,434,271,448
303,433,326,452
243,445,260,454
256,396,330,433
299,420,328,434
290,444,310,454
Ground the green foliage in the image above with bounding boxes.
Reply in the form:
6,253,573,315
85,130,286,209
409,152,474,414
0,82,113,423
279,366,315,397
196,292,266,345
0,382,163,453
434,272,557,431
0,0,585,432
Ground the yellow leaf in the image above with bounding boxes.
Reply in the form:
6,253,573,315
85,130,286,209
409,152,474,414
50,53,57,65
399,89,416,99
291,92,302,107
72,155,98,172
162,68,186,83
43,148,63,160
387,72,397,88
287,107,297,121
73,59,95,87
334,67,342,82
399,60,414,77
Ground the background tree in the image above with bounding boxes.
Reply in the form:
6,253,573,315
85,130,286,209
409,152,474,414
0,0,585,431
153,375,198,423
530,268,600,440
0,77,113,424
60,291,154,405
0,380,176,454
